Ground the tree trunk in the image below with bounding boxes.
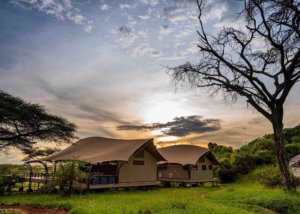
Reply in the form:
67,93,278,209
272,121,296,191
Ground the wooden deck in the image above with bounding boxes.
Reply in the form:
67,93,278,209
158,177,218,183
74,181,161,189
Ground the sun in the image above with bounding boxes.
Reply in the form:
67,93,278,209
142,100,192,124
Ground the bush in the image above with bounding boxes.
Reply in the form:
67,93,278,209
259,166,282,187
233,154,257,174
286,143,300,159
217,160,237,183
256,165,300,187
43,160,88,197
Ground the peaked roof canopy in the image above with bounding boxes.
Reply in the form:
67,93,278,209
158,145,218,165
37,137,165,164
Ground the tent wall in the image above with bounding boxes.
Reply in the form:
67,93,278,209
119,149,158,183
158,165,189,180
190,157,214,180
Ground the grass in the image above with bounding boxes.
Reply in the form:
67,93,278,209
0,183,299,214
1,167,299,214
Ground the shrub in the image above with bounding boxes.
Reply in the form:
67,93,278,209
233,154,257,174
217,160,237,183
257,165,300,187
43,160,88,197
259,166,282,187
286,143,300,159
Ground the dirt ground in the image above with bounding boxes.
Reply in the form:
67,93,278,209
0,205,68,214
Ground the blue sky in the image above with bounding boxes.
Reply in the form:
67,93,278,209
1,0,300,163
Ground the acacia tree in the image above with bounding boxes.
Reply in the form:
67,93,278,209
21,147,60,161
169,0,300,191
0,90,76,152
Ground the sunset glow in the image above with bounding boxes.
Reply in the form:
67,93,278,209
1,0,300,164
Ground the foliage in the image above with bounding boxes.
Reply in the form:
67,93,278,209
0,175,24,195
212,125,300,184
44,161,88,197
258,165,283,187
22,147,60,161
0,90,77,151
0,164,27,195
286,144,300,159
233,153,257,175
208,142,233,161
217,160,238,183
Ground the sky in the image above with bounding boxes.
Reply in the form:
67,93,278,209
1,0,300,163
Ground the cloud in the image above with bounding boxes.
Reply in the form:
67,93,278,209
139,15,150,20
131,43,162,58
137,29,148,38
138,0,149,5
149,0,158,6
164,6,189,22
10,0,93,32
163,0,198,23
100,4,109,11
248,117,267,125
119,4,132,10
174,28,194,40
177,43,199,56
118,25,137,47
159,25,173,35
118,115,221,137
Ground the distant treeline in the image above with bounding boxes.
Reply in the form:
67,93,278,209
210,125,300,183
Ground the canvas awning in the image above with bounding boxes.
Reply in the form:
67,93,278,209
37,137,165,164
158,144,218,165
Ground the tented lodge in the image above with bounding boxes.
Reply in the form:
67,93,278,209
157,145,218,185
29,137,165,189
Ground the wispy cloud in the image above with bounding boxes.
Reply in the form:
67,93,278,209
131,43,162,58
10,0,93,32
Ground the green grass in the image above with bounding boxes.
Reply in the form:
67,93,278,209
0,182,299,214
1,167,299,214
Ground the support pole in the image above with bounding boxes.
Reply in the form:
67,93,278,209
25,163,33,192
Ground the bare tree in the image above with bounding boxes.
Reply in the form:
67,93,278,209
169,0,300,191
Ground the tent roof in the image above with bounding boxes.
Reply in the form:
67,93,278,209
289,154,300,166
158,144,218,165
38,137,165,164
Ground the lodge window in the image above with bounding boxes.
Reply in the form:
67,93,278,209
134,150,144,158
209,165,213,170
202,165,207,170
133,160,144,165
193,165,198,170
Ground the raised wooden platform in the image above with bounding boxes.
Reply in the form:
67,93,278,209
158,177,218,183
74,181,161,189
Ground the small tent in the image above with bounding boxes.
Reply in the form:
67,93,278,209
157,145,218,185
289,154,300,178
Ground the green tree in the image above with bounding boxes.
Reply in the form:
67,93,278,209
0,90,76,151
